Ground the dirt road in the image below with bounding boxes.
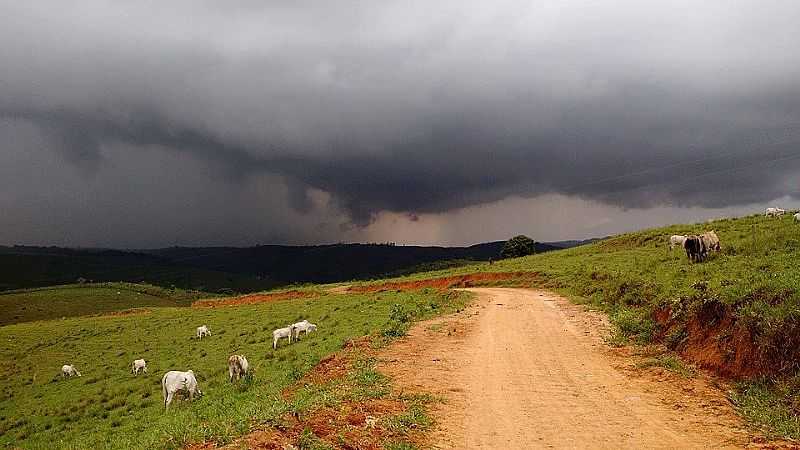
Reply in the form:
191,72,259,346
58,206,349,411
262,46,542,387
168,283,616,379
379,288,761,449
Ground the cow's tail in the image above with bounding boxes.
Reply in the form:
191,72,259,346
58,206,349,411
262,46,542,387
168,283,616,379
161,374,168,408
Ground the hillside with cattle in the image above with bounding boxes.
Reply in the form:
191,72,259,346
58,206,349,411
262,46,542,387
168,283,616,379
3,212,800,448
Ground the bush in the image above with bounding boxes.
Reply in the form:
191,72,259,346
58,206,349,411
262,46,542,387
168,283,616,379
382,304,411,337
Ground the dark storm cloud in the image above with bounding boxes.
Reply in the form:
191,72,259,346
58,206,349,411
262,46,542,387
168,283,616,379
2,1,800,243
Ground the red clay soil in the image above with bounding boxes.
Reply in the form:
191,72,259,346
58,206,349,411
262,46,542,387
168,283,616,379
232,398,409,450
681,316,761,378
655,304,767,379
191,290,317,308
348,271,539,293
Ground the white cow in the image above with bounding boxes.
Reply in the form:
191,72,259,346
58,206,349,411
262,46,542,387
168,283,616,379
161,370,202,409
669,235,687,250
292,321,318,340
131,359,148,375
228,355,249,382
272,325,296,349
794,213,800,222
766,207,786,217
290,319,309,337
196,325,211,339
61,364,81,378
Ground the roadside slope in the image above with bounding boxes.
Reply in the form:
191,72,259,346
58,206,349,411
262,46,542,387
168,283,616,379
380,288,760,449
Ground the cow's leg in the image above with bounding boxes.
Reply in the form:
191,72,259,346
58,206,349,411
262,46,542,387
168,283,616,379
165,391,174,408
273,336,278,349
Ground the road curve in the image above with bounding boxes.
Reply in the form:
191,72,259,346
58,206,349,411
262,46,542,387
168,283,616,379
379,288,753,449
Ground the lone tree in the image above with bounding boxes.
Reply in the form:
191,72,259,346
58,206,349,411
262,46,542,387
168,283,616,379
500,235,537,259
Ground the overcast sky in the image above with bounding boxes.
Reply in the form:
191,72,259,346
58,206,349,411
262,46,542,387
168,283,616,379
2,1,800,248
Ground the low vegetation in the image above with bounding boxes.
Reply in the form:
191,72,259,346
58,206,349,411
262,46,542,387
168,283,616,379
267,349,438,449
636,354,697,378
0,288,469,449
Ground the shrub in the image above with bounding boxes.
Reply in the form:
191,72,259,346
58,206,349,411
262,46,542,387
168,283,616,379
382,304,411,337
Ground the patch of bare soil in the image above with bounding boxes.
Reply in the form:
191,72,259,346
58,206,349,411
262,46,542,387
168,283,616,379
348,272,539,293
194,338,427,450
191,290,317,308
378,288,791,449
326,285,352,294
233,398,409,450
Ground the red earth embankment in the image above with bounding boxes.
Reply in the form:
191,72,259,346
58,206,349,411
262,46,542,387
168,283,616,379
654,300,800,379
348,271,539,293
191,290,318,308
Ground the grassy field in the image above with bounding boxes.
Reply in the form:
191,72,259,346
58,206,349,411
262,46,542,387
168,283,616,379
0,288,469,449
0,283,212,326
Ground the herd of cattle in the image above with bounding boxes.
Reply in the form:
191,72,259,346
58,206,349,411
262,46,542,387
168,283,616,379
669,206,799,262
60,319,319,408
670,230,720,262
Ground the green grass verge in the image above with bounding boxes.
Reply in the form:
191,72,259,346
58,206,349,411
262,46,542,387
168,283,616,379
636,354,697,378
730,378,800,439
0,289,469,449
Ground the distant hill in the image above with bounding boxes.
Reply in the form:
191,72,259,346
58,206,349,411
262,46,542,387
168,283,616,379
0,246,277,293
547,238,604,248
141,241,564,284
0,239,586,292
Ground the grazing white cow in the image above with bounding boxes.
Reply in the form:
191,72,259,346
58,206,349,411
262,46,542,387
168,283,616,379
669,235,687,250
272,325,296,349
61,364,81,378
161,370,201,409
131,359,147,375
292,321,318,340
196,325,211,339
228,355,249,382
766,207,786,217
290,320,309,336
794,213,800,222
